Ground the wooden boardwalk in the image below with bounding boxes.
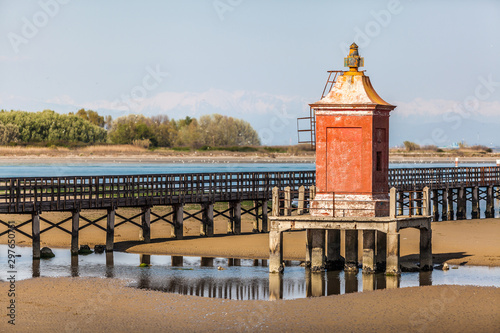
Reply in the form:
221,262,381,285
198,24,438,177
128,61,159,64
0,167,499,259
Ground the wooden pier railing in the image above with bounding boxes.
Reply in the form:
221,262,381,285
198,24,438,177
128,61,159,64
0,171,316,214
388,166,500,190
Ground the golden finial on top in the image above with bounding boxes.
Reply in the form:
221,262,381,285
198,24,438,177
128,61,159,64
344,43,364,72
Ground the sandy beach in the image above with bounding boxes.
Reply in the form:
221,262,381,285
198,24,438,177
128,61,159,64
1,211,499,332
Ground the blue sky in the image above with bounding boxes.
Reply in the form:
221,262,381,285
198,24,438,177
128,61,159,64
1,0,499,146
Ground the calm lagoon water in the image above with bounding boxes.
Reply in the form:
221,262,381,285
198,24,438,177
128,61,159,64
1,245,499,301
0,161,497,178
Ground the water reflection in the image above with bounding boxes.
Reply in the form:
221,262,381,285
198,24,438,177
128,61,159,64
71,255,79,277
106,252,114,278
2,245,497,301
32,259,40,278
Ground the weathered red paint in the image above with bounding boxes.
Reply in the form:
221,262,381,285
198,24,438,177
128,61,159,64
310,43,396,217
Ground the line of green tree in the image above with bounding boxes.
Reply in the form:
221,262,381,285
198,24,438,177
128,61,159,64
0,109,261,148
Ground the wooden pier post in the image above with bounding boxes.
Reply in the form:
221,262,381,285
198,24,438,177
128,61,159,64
261,200,268,232
227,202,241,234
252,200,259,233
344,230,358,272
201,203,214,237
284,186,291,216
419,222,433,271
172,204,184,239
71,210,79,255
326,229,343,270
447,188,455,220
271,187,279,217
310,229,325,272
390,187,397,218
457,187,466,220
140,206,151,243
376,231,387,271
362,230,376,273
386,222,400,275
32,212,40,259
106,208,115,252
432,189,439,221
486,186,494,218
297,185,305,215
441,189,448,221
397,190,403,216
423,186,431,216
416,191,423,216
471,186,480,219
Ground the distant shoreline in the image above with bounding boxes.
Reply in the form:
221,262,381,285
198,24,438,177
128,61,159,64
0,154,498,165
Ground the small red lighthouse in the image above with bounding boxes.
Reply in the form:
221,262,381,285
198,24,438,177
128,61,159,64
311,43,396,217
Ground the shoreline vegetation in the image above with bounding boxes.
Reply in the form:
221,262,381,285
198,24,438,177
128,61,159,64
0,144,499,164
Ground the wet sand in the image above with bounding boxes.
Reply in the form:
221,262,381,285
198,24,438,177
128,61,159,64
2,209,499,266
1,278,499,332
1,213,499,331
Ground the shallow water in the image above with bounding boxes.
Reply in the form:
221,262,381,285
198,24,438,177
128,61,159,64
0,162,496,178
1,245,499,300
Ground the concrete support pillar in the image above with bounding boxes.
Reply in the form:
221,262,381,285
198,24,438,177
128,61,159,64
261,200,268,232
376,231,387,272
140,206,151,243
310,229,325,272
326,229,343,270
471,186,480,219
172,204,184,239
106,208,115,252
386,223,400,275
252,200,259,233
419,224,433,271
201,203,214,237
71,210,79,256
362,230,376,274
269,227,283,273
432,189,439,221
305,229,312,268
344,230,358,272
457,187,466,220
441,190,448,221
32,212,40,259
486,186,494,218
447,188,455,220
269,272,283,300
